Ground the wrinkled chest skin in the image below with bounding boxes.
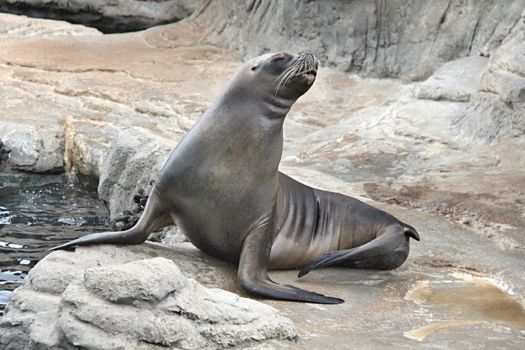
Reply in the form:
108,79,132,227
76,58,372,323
269,174,343,269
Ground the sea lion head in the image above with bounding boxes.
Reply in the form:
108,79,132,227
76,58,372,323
243,52,319,101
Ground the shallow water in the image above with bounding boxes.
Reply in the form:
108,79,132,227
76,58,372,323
404,275,525,341
0,172,109,316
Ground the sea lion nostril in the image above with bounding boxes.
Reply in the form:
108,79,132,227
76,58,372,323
298,52,315,63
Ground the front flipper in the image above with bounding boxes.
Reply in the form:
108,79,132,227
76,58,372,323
48,229,147,251
238,215,343,304
48,187,172,251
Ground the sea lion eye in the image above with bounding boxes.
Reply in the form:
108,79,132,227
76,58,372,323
251,65,258,71
272,54,285,62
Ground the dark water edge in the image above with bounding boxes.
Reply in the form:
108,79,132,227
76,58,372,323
0,172,109,317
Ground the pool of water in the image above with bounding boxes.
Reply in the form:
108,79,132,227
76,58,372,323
404,274,525,341
0,172,109,317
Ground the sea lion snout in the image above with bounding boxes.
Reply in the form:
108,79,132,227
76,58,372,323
298,52,319,70
273,52,319,98
295,53,318,85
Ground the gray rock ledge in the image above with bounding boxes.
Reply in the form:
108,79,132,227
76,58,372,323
0,244,297,350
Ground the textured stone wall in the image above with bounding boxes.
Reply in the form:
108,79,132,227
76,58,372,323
455,10,525,144
195,0,525,79
2,0,523,78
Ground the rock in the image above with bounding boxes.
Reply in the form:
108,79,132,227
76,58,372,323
0,10,101,36
363,182,525,250
97,128,172,220
195,0,525,79
1,125,64,173
4,131,38,168
456,92,523,144
63,118,115,179
149,225,189,246
0,291,10,318
0,0,201,33
455,10,525,144
112,185,150,230
0,139,11,171
413,56,488,102
0,246,296,349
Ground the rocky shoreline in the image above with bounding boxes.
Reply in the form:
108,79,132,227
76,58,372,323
0,2,524,349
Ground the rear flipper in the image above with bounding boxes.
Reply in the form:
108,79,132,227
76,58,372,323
238,214,344,304
48,187,172,251
298,224,418,278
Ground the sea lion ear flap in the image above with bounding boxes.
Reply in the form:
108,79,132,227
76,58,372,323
250,65,258,71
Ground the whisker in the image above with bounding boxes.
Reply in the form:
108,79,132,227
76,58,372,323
275,65,294,88
275,64,298,94
273,55,316,95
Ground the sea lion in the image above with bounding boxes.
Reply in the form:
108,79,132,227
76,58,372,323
51,52,419,304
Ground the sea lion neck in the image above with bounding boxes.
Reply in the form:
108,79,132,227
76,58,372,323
262,93,295,119
212,83,295,123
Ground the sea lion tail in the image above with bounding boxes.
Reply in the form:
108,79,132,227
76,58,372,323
403,225,420,241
